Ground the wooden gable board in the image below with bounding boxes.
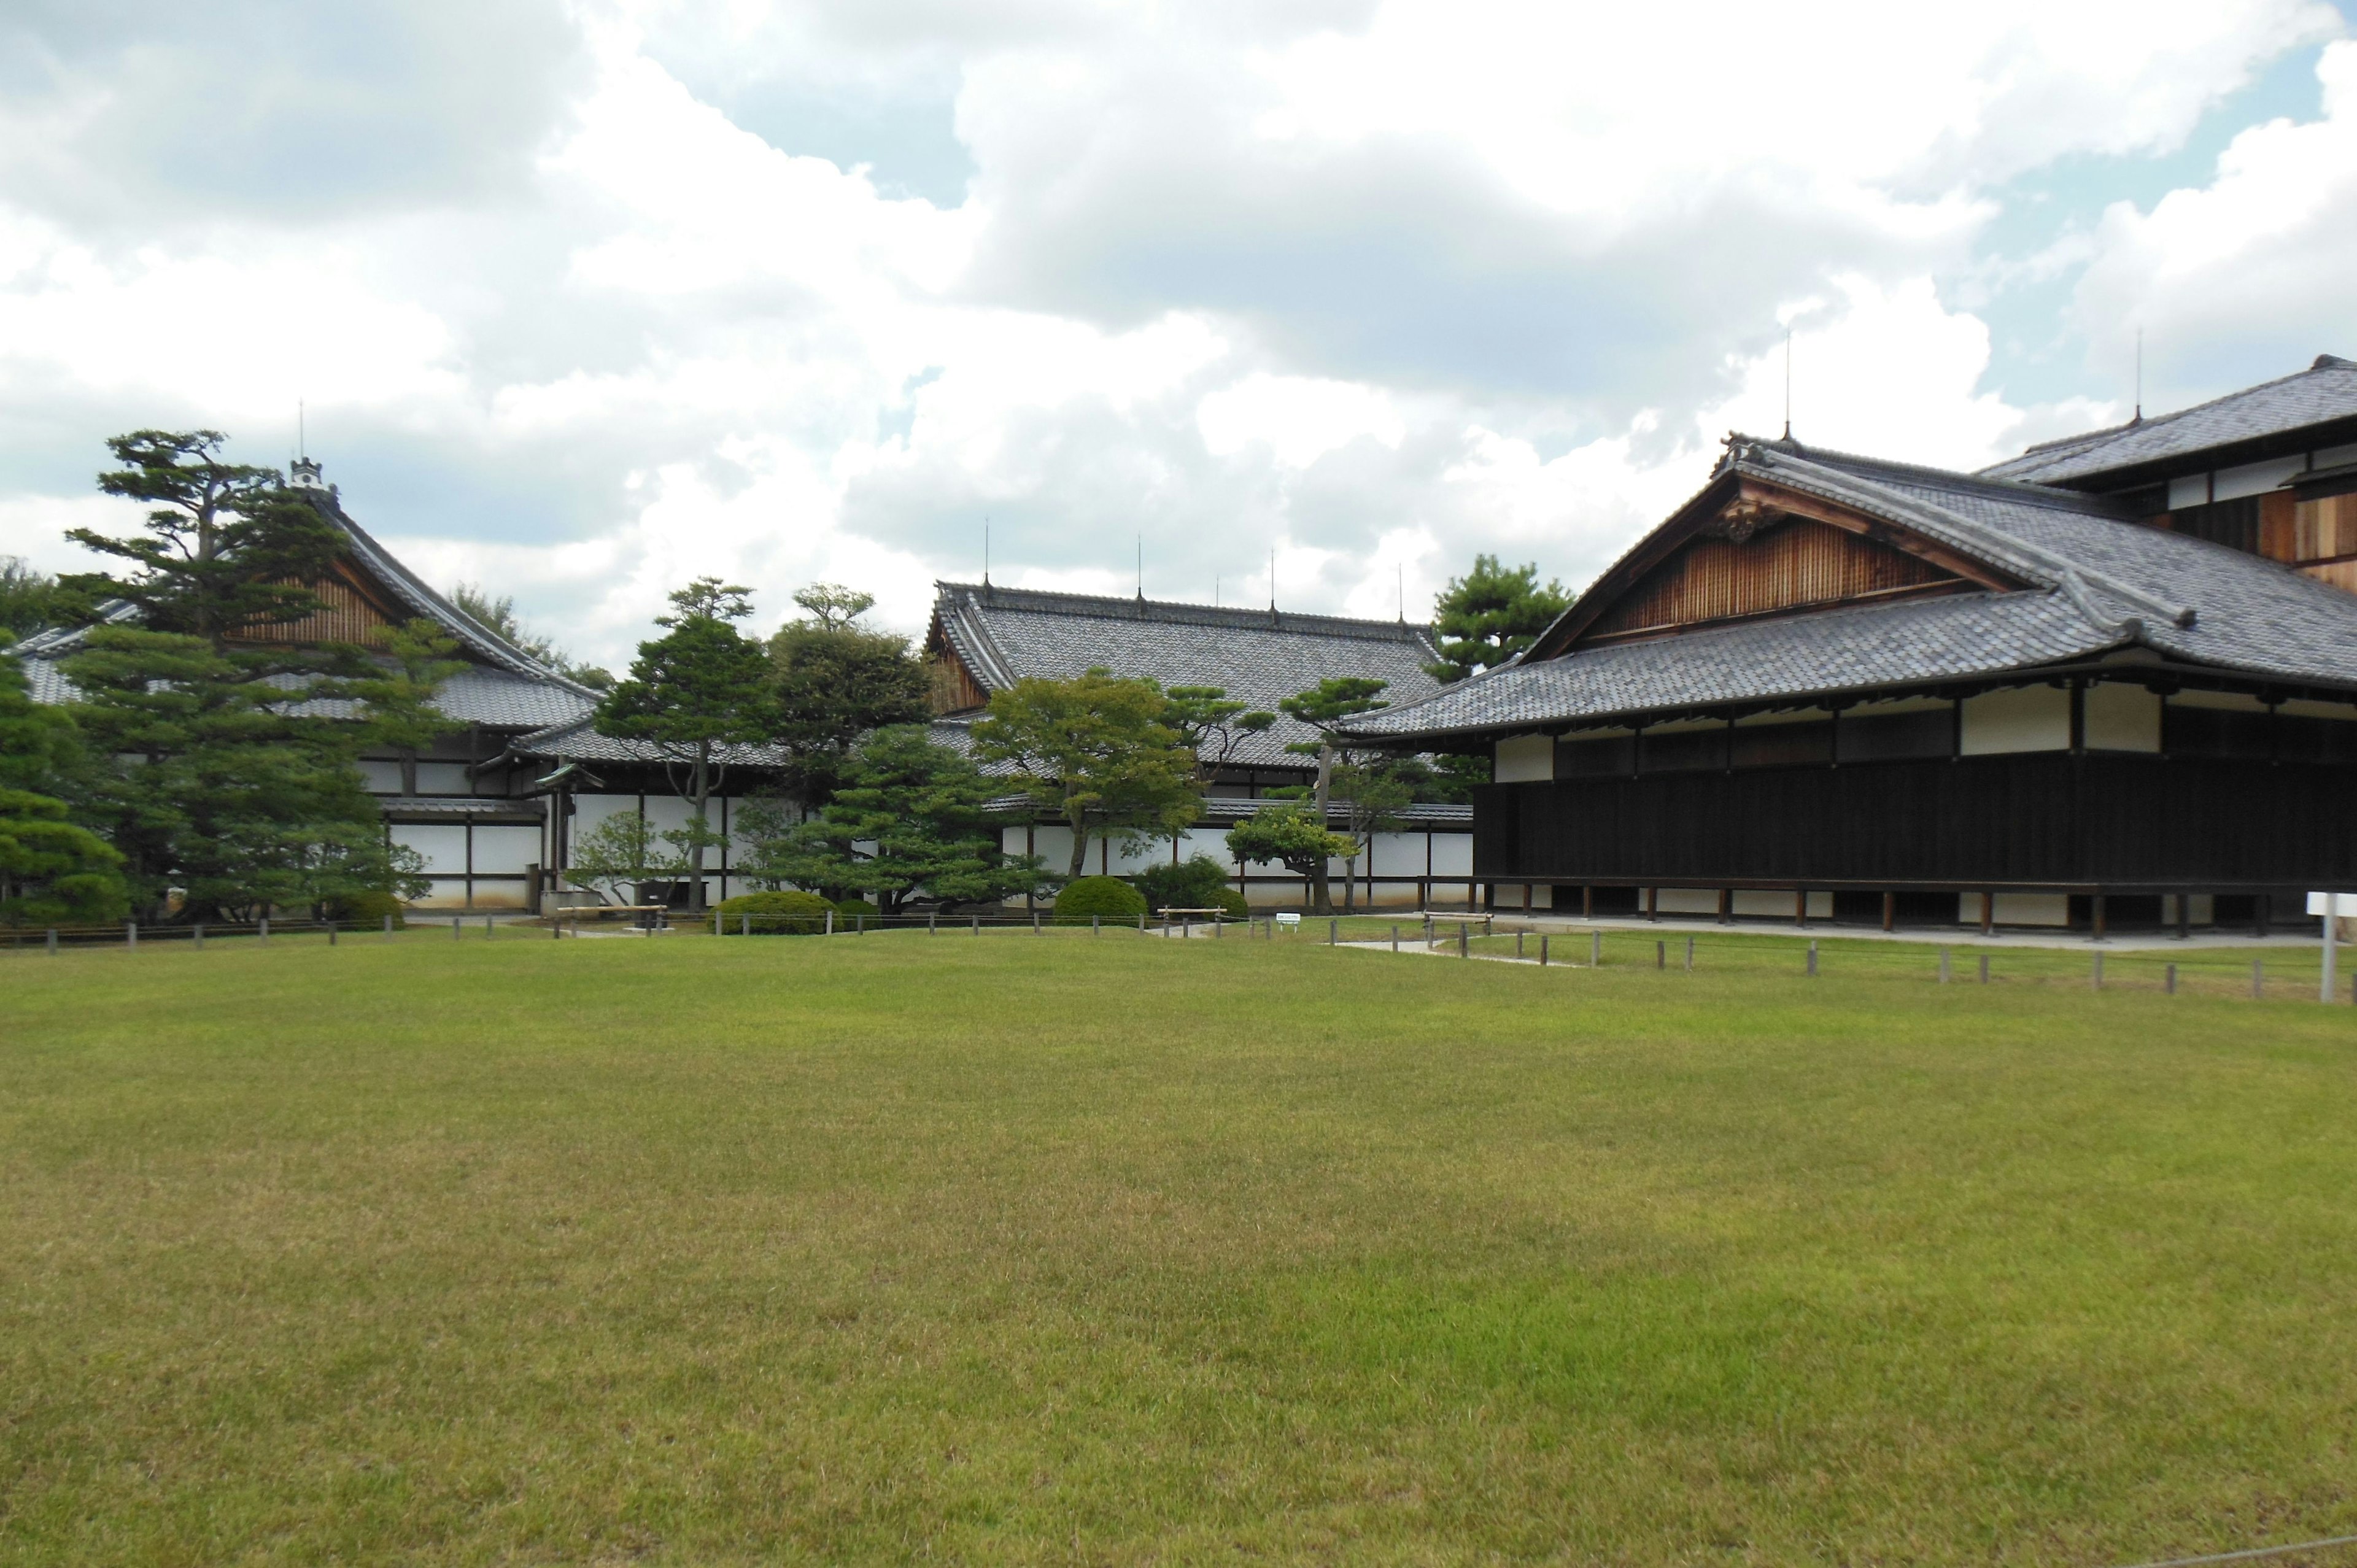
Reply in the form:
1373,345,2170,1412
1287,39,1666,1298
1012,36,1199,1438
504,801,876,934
1538,473,2022,655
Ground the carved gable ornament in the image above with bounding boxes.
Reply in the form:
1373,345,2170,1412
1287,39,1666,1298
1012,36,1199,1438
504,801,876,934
1702,497,1781,545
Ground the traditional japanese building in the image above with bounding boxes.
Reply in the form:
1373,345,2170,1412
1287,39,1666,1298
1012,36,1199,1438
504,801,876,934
927,581,1478,906
1339,355,2357,932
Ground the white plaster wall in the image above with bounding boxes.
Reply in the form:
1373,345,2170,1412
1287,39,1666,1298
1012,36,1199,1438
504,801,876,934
1960,686,2070,755
1957,892,2070,927
2084,683,2161,752
571,794,641,838
471,825,543,875
1494,734,1554,782
395,824,468,875
1652,888,1719,915
357,759,403,794
1427,832,1473,878
1731,890,1833,918
417,876,470,909
2213,455,2305,501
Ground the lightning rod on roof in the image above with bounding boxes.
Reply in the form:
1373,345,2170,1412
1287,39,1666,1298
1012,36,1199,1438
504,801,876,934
1781,329,1792,442
1397,563,1404,622
2135,328,2144,423
1137,533,1143,600
983,517,990,586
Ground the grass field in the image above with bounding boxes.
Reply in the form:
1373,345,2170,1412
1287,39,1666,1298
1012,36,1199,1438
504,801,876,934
5,926,2356,1566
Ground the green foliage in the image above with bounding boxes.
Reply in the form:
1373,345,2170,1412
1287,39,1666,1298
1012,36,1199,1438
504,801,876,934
595,578,773,913
1136,854,1239,915
327,890,408,930
0,787,128,926
1277,676,1390,735
0,644,90,799
565,813,681,907
1162,685,1276,775
67,430,343,647
972,668,1202,879
767,590,929,805
0,557,89,639
1427,554,1571,681
1051,875,1146,924
48,430,436,922
1224,802,1357,887
788,581,875,631
833,898,879,920
349,619,468,760
447,582,611,688
738,727,1038,913
712,890,834,934
63,625,425,921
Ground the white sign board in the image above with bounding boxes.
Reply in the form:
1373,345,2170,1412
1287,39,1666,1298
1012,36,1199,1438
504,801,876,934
1275,912,1302,928
2308,892,2352,915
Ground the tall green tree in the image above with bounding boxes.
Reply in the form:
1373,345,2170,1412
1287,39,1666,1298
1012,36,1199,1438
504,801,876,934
0,557,88,639
1276,676,1390,914
743,725,1039,913
59,430,429,921
447,582,613,689
1159,682,1274,857
767,582,929,804
1426,555,1570,682
971,668,1202,881
0,647,126,926
66,430,344,646
594,577,773,914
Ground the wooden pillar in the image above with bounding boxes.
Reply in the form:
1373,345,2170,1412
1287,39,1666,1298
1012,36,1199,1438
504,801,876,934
1522,883,1532,913
1646,886,1658,922
1795,890,1807,928
1881,891,1895,933
2256,893,2270,939
1980,892,1994,937
2177,892,2191,941
1581,884,1594,920
1716,888,1731,925
2092,892,2108,943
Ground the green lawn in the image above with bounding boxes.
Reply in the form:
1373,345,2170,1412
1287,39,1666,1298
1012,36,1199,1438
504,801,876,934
4,927,2355,1566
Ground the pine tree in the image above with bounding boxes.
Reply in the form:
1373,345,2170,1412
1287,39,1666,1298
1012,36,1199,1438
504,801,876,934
593,578,774,914
744,726,1040,912
1426,555,1570,681
58,430,435,920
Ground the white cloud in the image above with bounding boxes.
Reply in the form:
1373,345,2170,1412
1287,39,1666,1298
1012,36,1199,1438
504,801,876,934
0,0,2346,671
2071,38,2357,400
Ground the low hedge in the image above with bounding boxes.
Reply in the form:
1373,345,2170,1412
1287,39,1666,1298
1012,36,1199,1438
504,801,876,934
1051,876,1147,925
328,890,407,930
713,890,835,935
834,898,880,921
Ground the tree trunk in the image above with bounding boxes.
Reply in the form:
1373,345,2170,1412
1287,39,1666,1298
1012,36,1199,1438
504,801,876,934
1067,817,1091,880
689,745,711,913
1309,739,1334,916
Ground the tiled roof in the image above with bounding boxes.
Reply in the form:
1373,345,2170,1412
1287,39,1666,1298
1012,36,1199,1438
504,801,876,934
980,792,1473,829
931,581,1446,768
7,478,598,731
1981,353,2357,485
510,717,791,768
1343,441,2357,744
11,647,592,730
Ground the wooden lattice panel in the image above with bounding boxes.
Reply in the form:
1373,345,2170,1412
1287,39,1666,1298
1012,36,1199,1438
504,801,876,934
1581,519,1956,644
226,563,397,646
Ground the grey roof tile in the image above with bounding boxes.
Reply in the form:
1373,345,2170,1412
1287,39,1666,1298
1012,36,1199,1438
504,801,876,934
931,581,1446,767
1981,354,2357,484
1345,443,2357,744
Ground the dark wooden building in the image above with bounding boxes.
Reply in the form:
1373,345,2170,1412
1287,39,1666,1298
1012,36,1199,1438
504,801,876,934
1339,355,2357,932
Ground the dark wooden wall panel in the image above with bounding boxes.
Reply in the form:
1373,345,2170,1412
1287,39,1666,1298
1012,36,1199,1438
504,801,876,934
1476,754,2357,889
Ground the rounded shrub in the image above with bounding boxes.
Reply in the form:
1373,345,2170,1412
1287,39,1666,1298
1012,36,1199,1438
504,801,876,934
833,898,879,922
714,890,835,935
328,890,407,930
1213,887,1250,919
1052,875,1147,924
1136,854,1240,916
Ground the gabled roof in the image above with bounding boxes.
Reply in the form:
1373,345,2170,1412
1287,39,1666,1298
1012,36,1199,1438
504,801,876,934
928,581,1446,770
1980,353,2357,487
1341,438,2357,746
6,473,598,733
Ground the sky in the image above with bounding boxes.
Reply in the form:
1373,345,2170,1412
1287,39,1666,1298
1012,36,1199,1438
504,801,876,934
4,0,2356,668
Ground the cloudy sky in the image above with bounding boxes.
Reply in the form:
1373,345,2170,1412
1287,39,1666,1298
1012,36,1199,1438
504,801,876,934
5,0,2355,666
